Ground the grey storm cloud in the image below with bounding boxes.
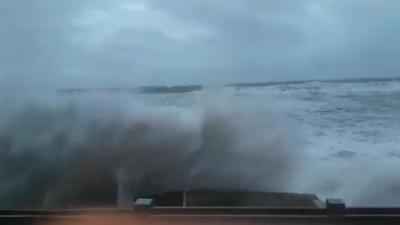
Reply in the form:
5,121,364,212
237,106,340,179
1,0,400,89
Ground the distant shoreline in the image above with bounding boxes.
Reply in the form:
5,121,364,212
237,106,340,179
59,76,400,95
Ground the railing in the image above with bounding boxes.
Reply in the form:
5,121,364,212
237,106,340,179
2,199,400,225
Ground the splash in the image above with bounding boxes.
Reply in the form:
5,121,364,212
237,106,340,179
0,92,305,208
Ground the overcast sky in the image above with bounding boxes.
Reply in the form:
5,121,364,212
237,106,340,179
1,0,400,88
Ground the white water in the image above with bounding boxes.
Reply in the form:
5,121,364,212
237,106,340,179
233,80,400,206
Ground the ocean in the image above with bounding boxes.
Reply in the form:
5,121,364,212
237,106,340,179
2,78,400,207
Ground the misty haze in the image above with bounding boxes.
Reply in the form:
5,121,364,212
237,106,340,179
1,0,400,210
